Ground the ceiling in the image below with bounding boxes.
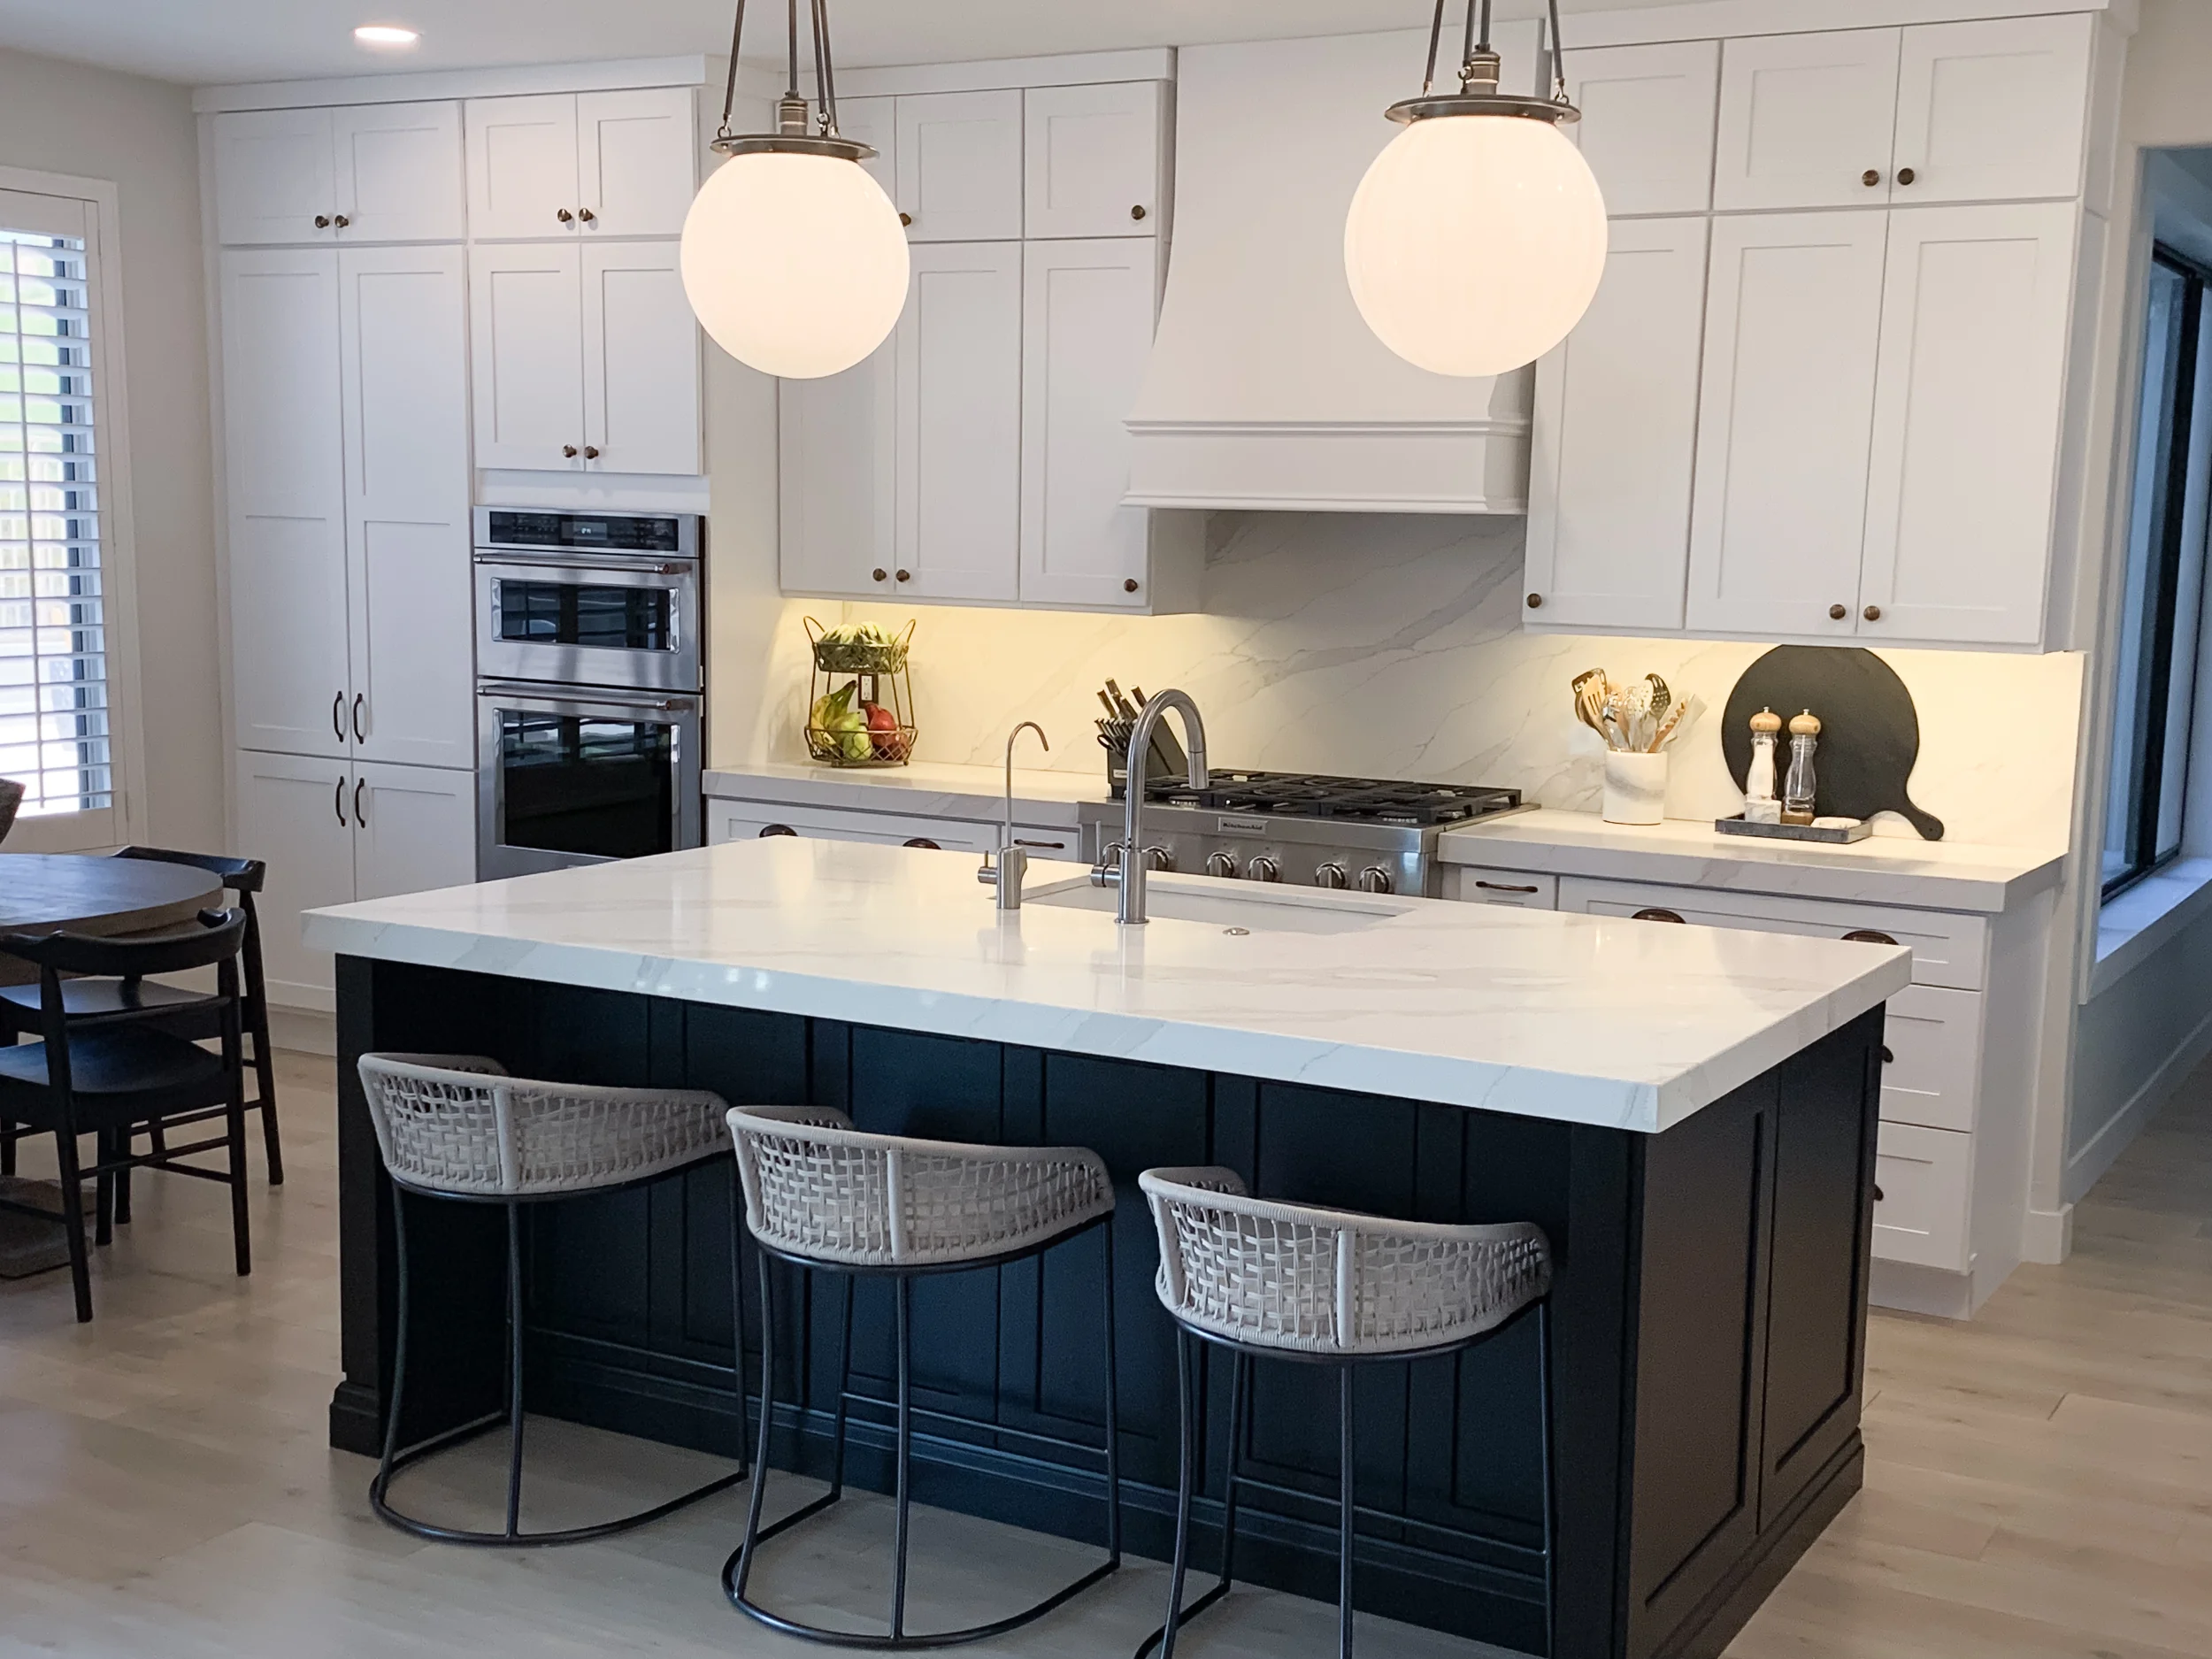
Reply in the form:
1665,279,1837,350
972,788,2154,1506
0,0,1686,88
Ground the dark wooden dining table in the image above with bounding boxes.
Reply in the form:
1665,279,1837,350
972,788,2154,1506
0,855,223,982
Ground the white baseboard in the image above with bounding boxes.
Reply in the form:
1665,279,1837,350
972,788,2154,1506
2022,1202,2074,1264
270,1005,336,1057
1870,1258,1978,1321
2066,995,2212,1204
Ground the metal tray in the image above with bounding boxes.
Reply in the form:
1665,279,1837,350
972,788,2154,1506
1715,815,1872,845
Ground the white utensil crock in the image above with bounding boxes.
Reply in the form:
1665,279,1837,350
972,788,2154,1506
1602,751,1668,826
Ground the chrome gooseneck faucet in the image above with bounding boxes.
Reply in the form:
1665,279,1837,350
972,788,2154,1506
979,720,1049,910
1092,689,1209,925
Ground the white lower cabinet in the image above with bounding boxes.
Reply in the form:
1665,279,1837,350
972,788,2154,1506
707,797,1085,861
1873,1122,1973,1271
234,751,476,1009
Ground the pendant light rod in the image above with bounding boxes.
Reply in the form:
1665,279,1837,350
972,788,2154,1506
1421,0,1446,95
715,0,749,138
1548,0,1571,100
706,0,873,160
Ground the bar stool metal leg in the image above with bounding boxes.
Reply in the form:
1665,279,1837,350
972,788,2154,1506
1339,1367,1356,1659
1141,1344,1247,1659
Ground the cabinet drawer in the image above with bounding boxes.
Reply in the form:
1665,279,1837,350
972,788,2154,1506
1556,878,1986,989
1444,867,1558,910
1881,984,1982,1133
707,799,1001,855
1872,1122,1971,1271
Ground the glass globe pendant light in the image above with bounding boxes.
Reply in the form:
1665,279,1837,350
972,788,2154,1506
1345,0,1609,379
681,0,910,380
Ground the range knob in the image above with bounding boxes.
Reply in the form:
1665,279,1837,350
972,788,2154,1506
1205,851,1240,879
1315,862,1349,890
1357,866,1395,895
1141,846,1176,872
1247,856,1281,884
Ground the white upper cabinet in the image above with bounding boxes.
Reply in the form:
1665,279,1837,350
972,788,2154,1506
1714,29,1902,211
214,111,339,245
1526,218,1710,632
468,242,587,471
331,104,466,242
466,88,695,239
897,242,1024,601
1890,15,2094,206
575,88,700,236
833,96,899,200
1564,42,1720,218
219,250,350,759
1024,81,1165,239
581,241,701,475
1686,211,1890,639
465,95,580,239
1858,202,2078,645
780,344,898,596
337,245,474,770
896,90,1024,242
1020,239,1161,608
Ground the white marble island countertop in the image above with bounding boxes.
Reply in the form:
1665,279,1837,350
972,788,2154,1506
306,841,1909,1136
1440,810,2065,914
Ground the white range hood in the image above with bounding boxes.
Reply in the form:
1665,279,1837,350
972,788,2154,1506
1125,23,1541,516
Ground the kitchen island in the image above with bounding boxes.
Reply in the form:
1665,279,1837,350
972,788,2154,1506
306,841,1909,1659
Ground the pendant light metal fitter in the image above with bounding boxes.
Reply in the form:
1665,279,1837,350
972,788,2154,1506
710,0,872,165
1389,0,1582,130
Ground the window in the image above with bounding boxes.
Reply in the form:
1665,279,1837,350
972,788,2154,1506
0,193,110,818
2104,245,2212,899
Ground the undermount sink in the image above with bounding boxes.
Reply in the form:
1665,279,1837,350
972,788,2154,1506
1026,877,1409,936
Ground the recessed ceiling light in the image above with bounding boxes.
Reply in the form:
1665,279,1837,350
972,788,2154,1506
354,25,419,48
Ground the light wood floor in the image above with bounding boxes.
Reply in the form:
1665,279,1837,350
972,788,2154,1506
1,1050,2208,1657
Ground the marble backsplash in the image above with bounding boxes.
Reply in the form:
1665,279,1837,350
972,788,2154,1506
725,512,2083,852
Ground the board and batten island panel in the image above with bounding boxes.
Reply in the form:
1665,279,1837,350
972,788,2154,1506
307,842,1906,1659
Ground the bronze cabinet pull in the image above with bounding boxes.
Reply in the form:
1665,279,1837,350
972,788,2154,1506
1829,603,1848,620
334,778,347,826
1124,578,1140,593
354,778,366,824
1881,1046,1894,1064
1842,929,1900,947
333,214,350,228
562,445,580,458
1873,1183,1886,1202
1015,839,1066,850
1476,880,1540,895
1863,604,1883,622
895,569,911,583
1896,167,1916,186
557,208,575,223
314,214,332,229
579,207,596,222
1527,593,1544,609
1132,204,1148,221
903,838,941,850
1863,169,1882,188
899,211,913,227
583,445,601,460
352,695,365,742
333,691,347,740
1632,908,1686,924
758,825,798,838
872,568,888,583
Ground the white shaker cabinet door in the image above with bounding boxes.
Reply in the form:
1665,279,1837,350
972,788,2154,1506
1526,217,1709,631
211,109,338,245
469,243,587,471
1024,81,1164,239
1891,14,2095,206
1563,42,1720,217
896,242,1023,603
576,87,697,237
581,242,701,475
350,761,479,903
465,94,581,240
1857,203,2078,646
1713,29,1902,211
1019,239,1158,609
1686,211,1888,640
896,90,1024,242
331,102,465,242
832,96,899,203
219,250,351,759
232,750,357,1009
780,343,897,595
338,247,475,772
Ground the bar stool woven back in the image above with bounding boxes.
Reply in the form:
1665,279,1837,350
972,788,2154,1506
723,1104,1124,1648
357,1053,746,1547
1136,1167,1555,1659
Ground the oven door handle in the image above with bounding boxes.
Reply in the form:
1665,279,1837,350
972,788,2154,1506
476,681,695,714
475,553,695,578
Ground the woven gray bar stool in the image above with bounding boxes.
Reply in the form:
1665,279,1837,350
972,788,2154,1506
358,1053,749,1547
1134,1168,1555,1659
723,1104,1123,1649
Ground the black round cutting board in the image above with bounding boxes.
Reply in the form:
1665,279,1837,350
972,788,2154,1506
1721,646,1944,841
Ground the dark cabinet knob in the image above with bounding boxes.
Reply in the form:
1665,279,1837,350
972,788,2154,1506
1632,908,1686,924
1842,929,1900,947
1124,578,1140,594
1829,603,1847,620
903,838,941,850
1863,603,1882,622
579,207,597,223
1881,1046,1894,1064
1863,169,1882,188
557,208,575,224
314,215,332,229
1873,1183,1886,1203
333,214,350,228
583,445,601,460
758,825,798,838
1132,204,1148,221
899,211,913,227
563,445,580,458
872,568,888,583
895,569,911,583
1526,593,1544,609
1896,167,1916,187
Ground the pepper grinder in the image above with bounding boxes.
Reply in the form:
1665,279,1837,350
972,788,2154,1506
1744,708,1783,826
1782,710,1821,826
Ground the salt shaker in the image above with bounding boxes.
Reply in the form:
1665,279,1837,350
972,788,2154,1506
1782,710,1821,826
1744,708,1783,826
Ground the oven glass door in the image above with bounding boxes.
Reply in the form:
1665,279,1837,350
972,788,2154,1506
476,557,699,692
479,688,702,878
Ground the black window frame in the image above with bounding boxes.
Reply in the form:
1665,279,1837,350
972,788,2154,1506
2106,243,2212,901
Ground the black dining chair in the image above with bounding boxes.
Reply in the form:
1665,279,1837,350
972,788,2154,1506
0,849,283,1190
0,909,254,1323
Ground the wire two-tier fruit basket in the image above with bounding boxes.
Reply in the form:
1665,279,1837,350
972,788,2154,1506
803,618,918,767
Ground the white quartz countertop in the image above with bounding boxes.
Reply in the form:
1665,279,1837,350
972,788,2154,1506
1440,810,2064,914
704,761,1104,830
304,840,1910,1136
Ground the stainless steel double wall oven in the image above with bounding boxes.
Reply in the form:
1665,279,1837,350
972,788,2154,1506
473,508,703,879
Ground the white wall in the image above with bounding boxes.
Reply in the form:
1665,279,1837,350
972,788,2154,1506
0,47,223,854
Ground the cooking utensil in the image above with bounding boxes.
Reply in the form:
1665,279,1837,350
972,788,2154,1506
1646,673,1671,724
1647,694,1695,754
1571,669,1609,741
